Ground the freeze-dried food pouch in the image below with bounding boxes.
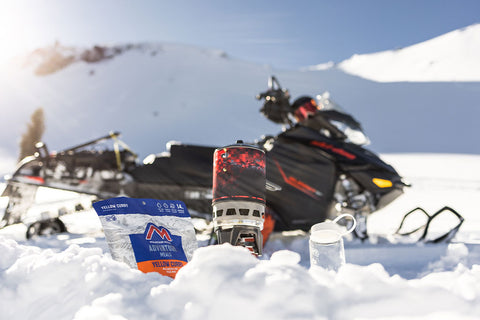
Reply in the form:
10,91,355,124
93,197,197,278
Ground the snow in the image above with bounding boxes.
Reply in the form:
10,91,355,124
1,153,480,319
1,23,480,319
336,24,480,82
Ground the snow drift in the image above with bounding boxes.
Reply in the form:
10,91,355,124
1,153,480,319
2,239,480,320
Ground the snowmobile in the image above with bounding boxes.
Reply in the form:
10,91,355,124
253,76,407,238
1,76,407,240
0,132,139,237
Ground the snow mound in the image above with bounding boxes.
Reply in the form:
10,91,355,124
337,24,480,82
1,239,480,320
2,153,480,319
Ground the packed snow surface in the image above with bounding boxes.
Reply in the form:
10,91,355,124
1,153,480,319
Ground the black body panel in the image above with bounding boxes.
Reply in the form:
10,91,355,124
265,136,337,231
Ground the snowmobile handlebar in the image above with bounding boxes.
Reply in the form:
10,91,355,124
61,131,122,153
256,75,293,125
268,75,282,91
59,131,138,171
255,76,289,101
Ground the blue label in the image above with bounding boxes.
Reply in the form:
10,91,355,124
129,223,188,263
93,197,190,218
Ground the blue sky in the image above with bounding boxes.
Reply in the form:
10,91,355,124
1,0,479,68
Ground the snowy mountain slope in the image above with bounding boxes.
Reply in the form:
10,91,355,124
1,24,480,180
1,153,480,319
0,43,278,174
335,23,480,82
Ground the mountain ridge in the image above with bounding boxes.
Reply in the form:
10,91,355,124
13,42,231,76
334,23,480,82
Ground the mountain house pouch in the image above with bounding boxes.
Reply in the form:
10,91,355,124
93,197,198,278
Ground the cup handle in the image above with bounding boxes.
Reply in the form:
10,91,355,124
333,213,357,236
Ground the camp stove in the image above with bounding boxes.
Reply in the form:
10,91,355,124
212,141,266,255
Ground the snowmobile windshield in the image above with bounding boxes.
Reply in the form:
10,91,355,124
317,91,345,113
316,92,370,145
327,119,370,145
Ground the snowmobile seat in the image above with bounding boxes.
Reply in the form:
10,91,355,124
129,144,215,187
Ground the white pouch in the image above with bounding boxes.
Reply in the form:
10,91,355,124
93,197,197,278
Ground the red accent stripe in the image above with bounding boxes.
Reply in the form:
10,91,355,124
273,160,320,200
310,141,356,160
213,195,265,202
25,176,45,184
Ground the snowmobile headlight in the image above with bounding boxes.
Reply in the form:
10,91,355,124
372,178,393,188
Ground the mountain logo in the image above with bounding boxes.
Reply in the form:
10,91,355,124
145,224,172,241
